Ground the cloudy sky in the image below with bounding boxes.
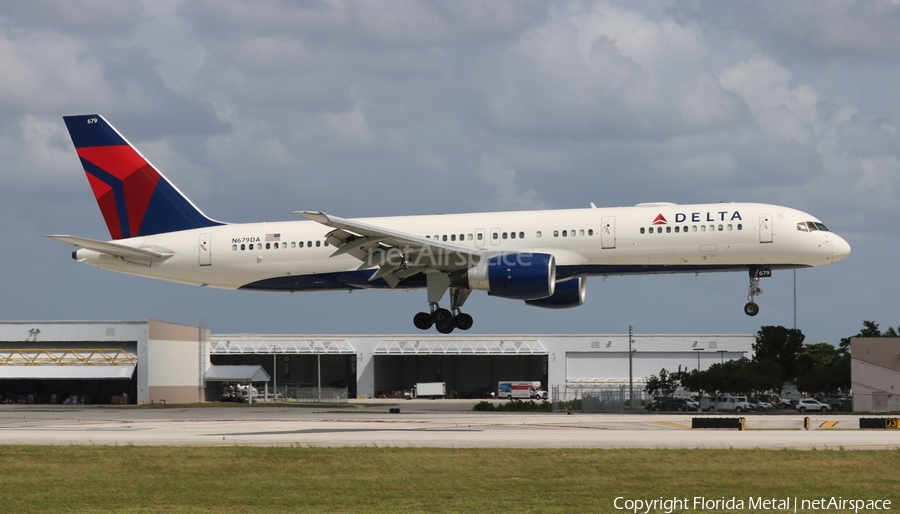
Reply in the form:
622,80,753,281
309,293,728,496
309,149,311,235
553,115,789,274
1,0,897,345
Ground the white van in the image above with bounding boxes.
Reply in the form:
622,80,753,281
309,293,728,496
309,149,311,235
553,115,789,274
700,395,751,413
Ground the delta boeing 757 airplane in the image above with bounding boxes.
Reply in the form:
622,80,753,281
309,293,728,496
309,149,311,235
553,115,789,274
49,114,850,333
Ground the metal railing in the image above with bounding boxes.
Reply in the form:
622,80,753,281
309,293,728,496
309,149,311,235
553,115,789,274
280,386,349,404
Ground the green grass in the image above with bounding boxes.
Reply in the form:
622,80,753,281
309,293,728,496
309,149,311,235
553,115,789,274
0,447,897,513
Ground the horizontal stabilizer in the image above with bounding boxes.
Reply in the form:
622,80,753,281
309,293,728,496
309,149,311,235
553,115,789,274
46,235,172,262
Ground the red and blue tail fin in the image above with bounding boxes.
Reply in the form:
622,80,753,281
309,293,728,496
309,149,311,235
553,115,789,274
63,114,223,240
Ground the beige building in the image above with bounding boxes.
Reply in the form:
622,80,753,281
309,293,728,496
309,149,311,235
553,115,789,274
851,337,900,412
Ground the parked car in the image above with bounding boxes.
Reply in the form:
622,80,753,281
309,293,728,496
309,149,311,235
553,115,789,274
646,398,695,412
748,397,774,411
795,398,831,412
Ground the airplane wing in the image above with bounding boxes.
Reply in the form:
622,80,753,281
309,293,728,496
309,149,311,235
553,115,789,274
46,235,172,263
294,211,484,287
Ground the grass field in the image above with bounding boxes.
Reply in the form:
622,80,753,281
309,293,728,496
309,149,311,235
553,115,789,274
0,447,897,513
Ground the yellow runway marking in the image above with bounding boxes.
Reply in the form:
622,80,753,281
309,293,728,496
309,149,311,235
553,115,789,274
819,420,839,428
650,421,692,430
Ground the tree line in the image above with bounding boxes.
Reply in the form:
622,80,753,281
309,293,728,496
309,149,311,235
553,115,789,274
645,320,896,399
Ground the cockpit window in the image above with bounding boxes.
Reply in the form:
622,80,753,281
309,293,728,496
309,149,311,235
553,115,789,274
798,221,830,232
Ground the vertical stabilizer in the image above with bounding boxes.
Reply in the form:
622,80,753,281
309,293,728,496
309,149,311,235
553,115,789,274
63,114,223,239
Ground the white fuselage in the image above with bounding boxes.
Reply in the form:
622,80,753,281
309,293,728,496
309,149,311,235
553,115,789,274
73,202,850,292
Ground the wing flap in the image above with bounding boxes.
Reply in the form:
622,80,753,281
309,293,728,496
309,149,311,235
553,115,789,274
295,211,484,285
46,235,172,262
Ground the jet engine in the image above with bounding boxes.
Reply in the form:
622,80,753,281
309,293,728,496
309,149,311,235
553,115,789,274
525,277,586,309
454,253,555,300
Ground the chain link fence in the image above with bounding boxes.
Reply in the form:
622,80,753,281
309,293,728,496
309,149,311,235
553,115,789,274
552,385,649,413
279,386,349,404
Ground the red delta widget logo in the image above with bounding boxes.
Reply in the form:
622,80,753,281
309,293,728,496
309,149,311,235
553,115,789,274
652,211,743,225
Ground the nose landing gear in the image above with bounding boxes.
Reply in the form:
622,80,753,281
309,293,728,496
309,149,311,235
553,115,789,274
744,268,770,316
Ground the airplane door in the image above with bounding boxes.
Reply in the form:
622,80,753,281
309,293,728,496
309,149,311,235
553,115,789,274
600,216,616,249
490,228,501,246
199,233,212,266
475,228,485,247
759,214,773,243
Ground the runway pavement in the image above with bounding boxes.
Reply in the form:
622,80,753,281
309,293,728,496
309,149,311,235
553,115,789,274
1,400,897,449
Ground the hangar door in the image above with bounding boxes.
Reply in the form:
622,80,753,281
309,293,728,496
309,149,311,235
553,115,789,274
372,338,548,398
0,346,137,404
567,352,714,382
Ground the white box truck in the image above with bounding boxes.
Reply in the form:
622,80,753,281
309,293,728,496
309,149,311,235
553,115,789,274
404,382,446,399
498,381,548,400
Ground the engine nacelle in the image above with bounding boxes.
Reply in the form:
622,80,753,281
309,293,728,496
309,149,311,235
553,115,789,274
525,277,586,309
455,253,556,300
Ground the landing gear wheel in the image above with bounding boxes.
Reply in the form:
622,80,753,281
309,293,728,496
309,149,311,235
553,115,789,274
432,308,453,328
454,313,474,331
744,302,759,317
413,312,434,330
436,323,455,334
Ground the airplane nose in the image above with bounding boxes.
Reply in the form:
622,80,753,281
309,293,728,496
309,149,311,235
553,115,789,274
832,235,851,263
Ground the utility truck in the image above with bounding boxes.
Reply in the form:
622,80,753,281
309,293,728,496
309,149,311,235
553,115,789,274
498,381,548,400
404,382,446,399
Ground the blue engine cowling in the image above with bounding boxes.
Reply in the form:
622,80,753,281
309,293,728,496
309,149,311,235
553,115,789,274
525,277,586,309
457,253,556,300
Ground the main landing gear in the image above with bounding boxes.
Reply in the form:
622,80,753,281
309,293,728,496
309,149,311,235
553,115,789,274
744,268,770,317
413,277,473,333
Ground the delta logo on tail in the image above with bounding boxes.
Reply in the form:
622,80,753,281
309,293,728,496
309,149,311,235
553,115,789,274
63,115,221,240
652,214,668,225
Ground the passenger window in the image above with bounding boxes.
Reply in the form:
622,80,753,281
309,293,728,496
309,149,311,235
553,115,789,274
324,241,329,246
291,242,296,248
727,224,733,231
553,230,559,237
579,229,584,236
240,244,245,251
536,231,542,238
562,230,567,237
657,227,662,233
451,234,456,241
510,232,516,239
737,224,742,230
640,228,645,234
266,243,271,249
232,244,237,251
477,233,483,241
249,243,254,250
442,235,448,241
588,229,593,236
315,241,320,247
459,234,464,241
468,234,473,241
674,226,679,233
666,227,671,233
700,226,706,232
492,232,499,240
502,232,508,239
709,225,714,231
718,225,723,231
307,241,312,247
519,232,524,239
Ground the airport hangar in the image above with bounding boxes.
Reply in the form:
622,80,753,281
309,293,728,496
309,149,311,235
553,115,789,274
0,320,754,404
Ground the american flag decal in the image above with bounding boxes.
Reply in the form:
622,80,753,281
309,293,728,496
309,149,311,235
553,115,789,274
266,233,281,242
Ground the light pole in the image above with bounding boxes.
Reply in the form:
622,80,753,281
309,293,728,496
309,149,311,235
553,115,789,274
693,348,704,370
628,325,634,409
717,350,727,364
